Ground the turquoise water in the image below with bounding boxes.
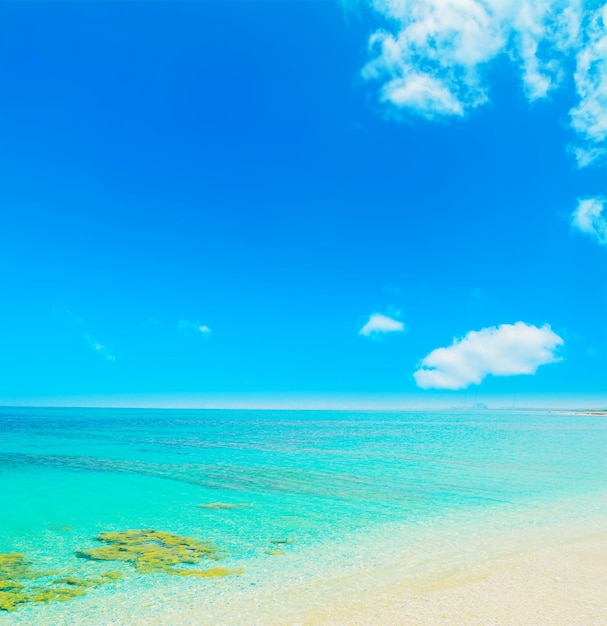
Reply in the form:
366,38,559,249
1,407,606,623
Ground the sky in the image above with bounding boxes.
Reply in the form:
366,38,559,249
0,0,606,409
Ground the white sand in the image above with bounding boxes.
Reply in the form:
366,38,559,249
295,532,607,625
158,516,607,626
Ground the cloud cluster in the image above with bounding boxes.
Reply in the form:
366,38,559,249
414,322,563,389
571,196,607,244
570,5,607,166
359,313,405,336
362,0,607,166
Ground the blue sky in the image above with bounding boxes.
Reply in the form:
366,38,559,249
0,1,605,408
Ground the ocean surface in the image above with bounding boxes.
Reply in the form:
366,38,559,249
1,407,606,624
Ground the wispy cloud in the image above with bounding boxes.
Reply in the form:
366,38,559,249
361,1,607,166
51,308,117,361
414,322,563,390
178,320,212,336
571,196,607,245
51,307,84,327
570,6,607,166
83,334,116,361
359,313,405,337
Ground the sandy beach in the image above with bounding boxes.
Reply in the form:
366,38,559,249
8,518,605,626
68,511,605,626
298,531,607,625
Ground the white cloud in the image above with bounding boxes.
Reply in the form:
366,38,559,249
361,0,607,165
570,6,607,165
178,320,212,335
85,335,117,361
359,313,405,336
571,196,607,244
414,322,563,390
52,308,117,361
380,73,465,118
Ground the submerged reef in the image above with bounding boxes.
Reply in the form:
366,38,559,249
1,529,242,612
0,553,120,612
199,502,250,509
48,525,74,533
76,530,243,578
51,572,123,588
0,553,51,581
0,452,394,501
175,566,242,578
266,538,295,556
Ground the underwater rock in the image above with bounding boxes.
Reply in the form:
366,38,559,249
50,572,123,589
199,503,249,509
0,581,25,591
99,571,123,582
0,552,122,612
76,529,241,578
29,586,87,604
0,553,39,580
267,538,295,554
0,553,55,581
51,577,98,589
0,590,31,612
48,525,74,533
176,567,244,578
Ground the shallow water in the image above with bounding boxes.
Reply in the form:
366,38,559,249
1,407,606,623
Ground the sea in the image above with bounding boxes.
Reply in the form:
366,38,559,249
1,406,606,624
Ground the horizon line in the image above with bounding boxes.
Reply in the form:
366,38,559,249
1,392,606,412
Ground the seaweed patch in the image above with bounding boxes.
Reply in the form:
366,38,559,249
0,553,120,613
76,529,242,578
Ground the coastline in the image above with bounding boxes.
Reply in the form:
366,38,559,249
554,410,607,416
295,532,607,625
16,495,606,626
163,513,607,626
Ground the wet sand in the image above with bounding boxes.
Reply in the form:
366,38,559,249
152,516,607,626
298,532,607,625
